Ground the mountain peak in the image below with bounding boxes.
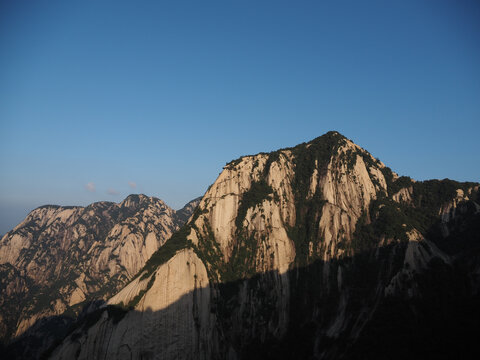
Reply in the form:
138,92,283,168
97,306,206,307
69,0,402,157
224,131,350,170
307,130,347,145
120,194,162,208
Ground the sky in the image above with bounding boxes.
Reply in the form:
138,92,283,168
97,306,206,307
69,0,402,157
1,0,479,234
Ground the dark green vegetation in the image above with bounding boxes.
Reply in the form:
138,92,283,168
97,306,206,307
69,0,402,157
127,274,156,309
191,173,275,283
235,180,274,230
137,226,191,280
351,196,412,251
351,176,479,253
286,132,346,265
222,179,275,281
191,222,223,282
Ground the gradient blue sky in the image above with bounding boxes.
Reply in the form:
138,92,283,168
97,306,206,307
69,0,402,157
1,0,479,234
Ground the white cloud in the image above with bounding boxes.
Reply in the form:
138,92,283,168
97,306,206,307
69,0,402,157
85,182,96,193
107,188,119,195
128,181,137,189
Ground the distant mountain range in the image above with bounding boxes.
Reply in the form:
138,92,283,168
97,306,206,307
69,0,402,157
0,194,200,358
1,131,479,359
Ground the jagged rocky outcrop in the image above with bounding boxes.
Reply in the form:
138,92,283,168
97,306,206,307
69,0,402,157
11,132,480,359
0,195,200,357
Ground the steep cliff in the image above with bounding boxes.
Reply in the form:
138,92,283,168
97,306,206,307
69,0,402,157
51,248,214,360
0,195,200,357
29,132,480,359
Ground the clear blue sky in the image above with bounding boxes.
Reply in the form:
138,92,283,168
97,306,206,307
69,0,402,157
1,0,479,234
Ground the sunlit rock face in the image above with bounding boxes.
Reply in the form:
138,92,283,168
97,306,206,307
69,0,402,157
0,195,200,357
7,132,480,360
52,248,214,360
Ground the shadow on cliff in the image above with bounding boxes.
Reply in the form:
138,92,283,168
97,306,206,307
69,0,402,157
6,236,480,360
3,300,106,360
